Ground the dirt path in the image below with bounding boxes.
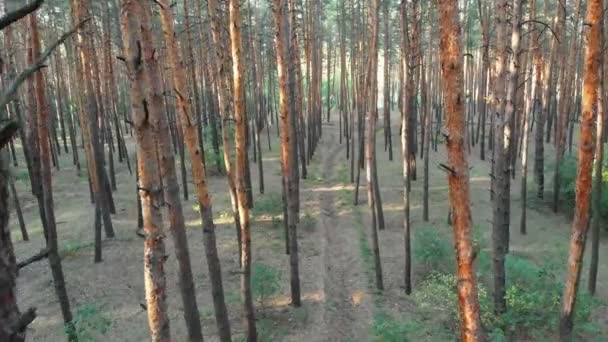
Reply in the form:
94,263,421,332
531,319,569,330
318,125,372,341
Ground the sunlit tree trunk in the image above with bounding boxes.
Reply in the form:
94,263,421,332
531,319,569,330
120,2,170,340
208,0,243,266
135,2,207,340
559,0,602,338
228,0,258,338
71,0,115,263
157,1,232,339
272,0,302,306
438,0,482,340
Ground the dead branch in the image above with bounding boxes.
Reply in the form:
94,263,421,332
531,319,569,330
0,19,89,110
0,0,44,31
17,248,49,269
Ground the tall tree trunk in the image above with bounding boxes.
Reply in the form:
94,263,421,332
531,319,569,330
136,2,208,340
438,0,482,339
588,37,604,295
400,0,412,294
228,0,258,338
365,0,383,292
383,0,393,161
559,0,602,338
520,0,541,235
157,1,233,339
536,1,564,199
491,0,510,315
207,0,244,267
121,2,171,340
272,0,301,306
552,0,582,213
71,0,115,259
30,12,75,339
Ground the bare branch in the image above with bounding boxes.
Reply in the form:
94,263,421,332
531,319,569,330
17,248,49,269
0,0,44,30
0,19,89,109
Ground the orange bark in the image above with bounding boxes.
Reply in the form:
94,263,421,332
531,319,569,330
437,0,481,340
559,0,602,338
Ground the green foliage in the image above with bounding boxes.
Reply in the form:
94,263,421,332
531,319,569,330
60,240,94,258
353,206,374,285
371,311,413,342
335,163,349,183
252,192,283,218
558,154,608,220
65,303,111,341
411,253,600,339
412,272,493,336
252,263,282,306
201,125,225,174
558,155,579,208
413,227,452,276
499,255,599,338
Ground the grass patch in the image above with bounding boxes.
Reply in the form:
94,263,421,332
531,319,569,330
350,191,413,340
413,227,452,277
60,240,94,259
252,263,282,309
252,192,283,219
371,310,417,342
335,163,350,183
66,303,111,341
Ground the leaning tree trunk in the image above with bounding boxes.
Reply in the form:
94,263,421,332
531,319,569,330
30,12,74,338
559,0,602,338
588,42,604,295
437,0,482,340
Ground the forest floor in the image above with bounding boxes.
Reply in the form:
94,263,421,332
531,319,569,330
10,110,608,341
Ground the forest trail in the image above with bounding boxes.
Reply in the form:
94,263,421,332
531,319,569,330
318,124,372,341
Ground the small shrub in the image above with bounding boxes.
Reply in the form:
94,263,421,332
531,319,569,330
500,255,599,338
558,154,608,220
371,311,412,342
252,192,283,218
251,263,281,307
66,303,111,341
413,228,452,276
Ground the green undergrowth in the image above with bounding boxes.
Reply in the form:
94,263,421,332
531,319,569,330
410,224,601,340
350,191,419,341
65,303,111,341
528,149,608,223
252,263,282,308
252,192,283,219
